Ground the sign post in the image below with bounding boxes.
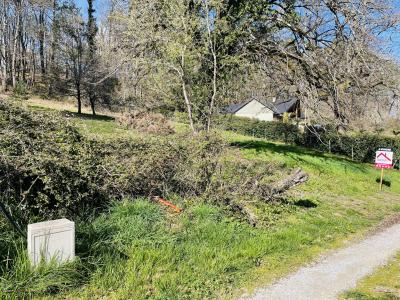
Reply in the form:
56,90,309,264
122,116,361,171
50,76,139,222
374,148,394,191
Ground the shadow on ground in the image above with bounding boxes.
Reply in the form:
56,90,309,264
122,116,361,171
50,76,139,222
375,178,392,187
230,140,369,174
293,199,318,208
62,111,115,122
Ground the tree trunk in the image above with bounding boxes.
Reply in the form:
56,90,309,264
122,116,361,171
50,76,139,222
181,77,195,133
204,0,217,133
269,168,309,198
89,95,96,115
11,3,20,88
31,39,36,86
332,87,346,132
39,9,46,76
48,0,57,95
19,18,26,82
0,0,6,91
179,48,195,133
77,83,82,114
87,0,97,115
0,200,26,237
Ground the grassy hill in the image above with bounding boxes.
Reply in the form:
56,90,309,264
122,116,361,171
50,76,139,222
2,98,400,299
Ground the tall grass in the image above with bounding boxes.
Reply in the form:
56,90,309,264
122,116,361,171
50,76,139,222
0,238,83,299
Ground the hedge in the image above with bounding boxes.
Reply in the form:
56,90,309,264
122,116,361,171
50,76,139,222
174,112,400,165
215,115,301,144
173,112,301,144
301,129,400,165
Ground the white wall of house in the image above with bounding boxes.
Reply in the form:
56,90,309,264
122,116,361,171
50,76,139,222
234,100,274,121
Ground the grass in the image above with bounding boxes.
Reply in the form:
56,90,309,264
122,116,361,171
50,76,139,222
0,242,83,299
36,198,397,300
4,97,400,299
341,253,400,300
26,101,140,140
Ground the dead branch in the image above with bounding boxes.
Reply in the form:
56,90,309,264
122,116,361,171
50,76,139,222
270,168,309,197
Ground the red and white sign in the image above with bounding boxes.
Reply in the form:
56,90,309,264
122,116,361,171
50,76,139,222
375,149,393,169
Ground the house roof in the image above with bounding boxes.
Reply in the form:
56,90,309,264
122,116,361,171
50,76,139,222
224,98,299,115
270,99,298,115
223,100,253,114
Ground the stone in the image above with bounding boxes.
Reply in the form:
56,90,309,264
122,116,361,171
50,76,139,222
27,218,75,266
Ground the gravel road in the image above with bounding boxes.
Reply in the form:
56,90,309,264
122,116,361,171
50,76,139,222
243,223,400,300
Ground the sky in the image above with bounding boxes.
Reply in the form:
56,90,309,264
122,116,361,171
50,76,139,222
74,0,400,62
75,0,111,22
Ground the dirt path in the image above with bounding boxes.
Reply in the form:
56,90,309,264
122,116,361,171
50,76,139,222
243,223,400,300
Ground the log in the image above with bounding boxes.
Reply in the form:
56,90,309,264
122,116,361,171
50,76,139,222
270,168,309,197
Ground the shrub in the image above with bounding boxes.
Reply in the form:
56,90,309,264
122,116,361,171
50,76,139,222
3,102,128,219
216,115,301,144
301,128,400,164
12,81,29,100
117,111,174,135
1,101,305,233
0,101,226,225
189,112,400,164
104,132,226,198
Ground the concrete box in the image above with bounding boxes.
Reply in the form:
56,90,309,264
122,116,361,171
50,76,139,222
27,218,75,266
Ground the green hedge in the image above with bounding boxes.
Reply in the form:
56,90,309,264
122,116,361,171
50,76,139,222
173,112,301,144
301,129,400,164
174,112,400,165
215,115,301,144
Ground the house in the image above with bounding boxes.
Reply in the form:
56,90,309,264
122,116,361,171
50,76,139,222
224,98,301,122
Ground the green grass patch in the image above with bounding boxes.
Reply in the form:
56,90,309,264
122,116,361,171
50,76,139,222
341,253,400,300
0,242,83,299
28,103,139,140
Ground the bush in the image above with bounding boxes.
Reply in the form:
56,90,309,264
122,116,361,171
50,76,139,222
0,101,227,225
104,132,226,198
216,115,301,144
12,81,29,100
301,128,400,164
174,112,302,144
0,101,111,224
185,112,400,164
117,111,174,135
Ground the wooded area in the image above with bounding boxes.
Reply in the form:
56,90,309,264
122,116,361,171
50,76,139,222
1,0,400,131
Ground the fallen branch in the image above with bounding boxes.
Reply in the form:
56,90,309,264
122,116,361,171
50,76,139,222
0,200,26,237
269,168,309,198
235,168,309,226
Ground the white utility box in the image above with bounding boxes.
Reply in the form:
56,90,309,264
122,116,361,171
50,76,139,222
27,218,75,266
